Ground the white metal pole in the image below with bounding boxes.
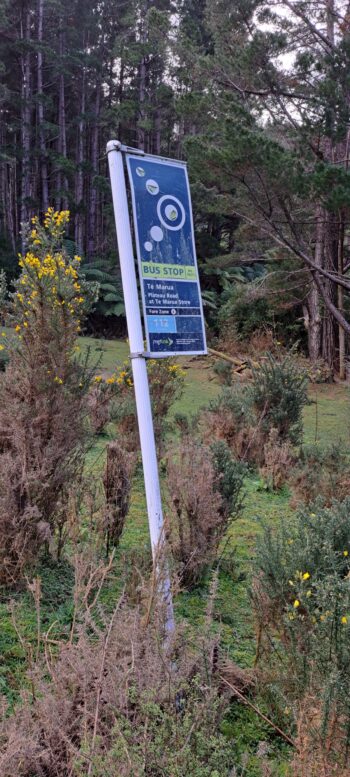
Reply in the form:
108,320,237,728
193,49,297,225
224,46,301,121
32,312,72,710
106,139,174,633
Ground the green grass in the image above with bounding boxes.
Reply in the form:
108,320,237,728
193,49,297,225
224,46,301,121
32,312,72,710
78,334,129,371
304,383,350,446
78,335,220,411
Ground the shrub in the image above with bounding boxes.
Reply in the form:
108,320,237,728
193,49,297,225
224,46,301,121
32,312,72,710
290,443,350,506
304,357,333,384
259,428,295,491
213,359,233,385
87,380,115,434
0,556,237,777
210,440,246,519
202,354,307,470
0,210,95,584
218,289,272,341
253,497,350,769
250,353,308,445
201,386,265,465
102,441,136,554
166,440,243,588
109,358,185,453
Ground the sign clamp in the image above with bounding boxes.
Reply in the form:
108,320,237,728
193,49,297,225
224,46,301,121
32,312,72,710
129,351,150,360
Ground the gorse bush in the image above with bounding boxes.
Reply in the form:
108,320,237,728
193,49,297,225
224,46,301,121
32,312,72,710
290,442,350,506
0,555,238,777
108,357,185,452
260,428,295,491
89,357,184,449
210,440,246,519
250,353,308,445
102,441,135,555
0,210,95,584
201,385,262,464
253,497,350,770
212,358,233,385
167,440,244,588
202,353,308,466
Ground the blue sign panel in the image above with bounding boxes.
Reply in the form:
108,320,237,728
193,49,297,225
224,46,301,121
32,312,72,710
126,153,207,357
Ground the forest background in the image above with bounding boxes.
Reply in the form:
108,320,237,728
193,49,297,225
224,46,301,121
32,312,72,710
1,0,350,370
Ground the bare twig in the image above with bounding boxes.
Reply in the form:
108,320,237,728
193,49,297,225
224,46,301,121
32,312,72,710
219,675,296,748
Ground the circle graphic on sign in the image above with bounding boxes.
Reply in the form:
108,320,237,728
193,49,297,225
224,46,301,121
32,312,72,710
144,241,153,252
157,195,185,231
146,179,159,195
136,166,145,177
150,226,164,242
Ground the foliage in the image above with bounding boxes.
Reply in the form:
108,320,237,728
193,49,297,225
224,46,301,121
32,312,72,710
250,353,308,445
102,441,135,555
203,354,308,471
81,258,126,334
219,289,271,341
259,429,295,492
202,384,260,464
212,358,232,386
303,358,334,384
166,439,243,588
210,439,246,520
253,498,350,770
108,358,185,453
0,554,237,777
290,443,350,507
0,210,94,584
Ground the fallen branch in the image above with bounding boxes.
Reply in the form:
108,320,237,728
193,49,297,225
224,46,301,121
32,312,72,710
208,347,244,366
219,674,296,748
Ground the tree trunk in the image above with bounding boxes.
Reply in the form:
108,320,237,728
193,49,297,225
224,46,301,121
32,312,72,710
56,27,68,211
321,211,337,369
138,54,147,151
0,151,16,253
154,107,161,155
338,214,345,379
20,6,32,239
74,65,86,252
306,207,322,362
87,84,101,258
137,3,148,151
37,0,49,213
117,58,125,137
